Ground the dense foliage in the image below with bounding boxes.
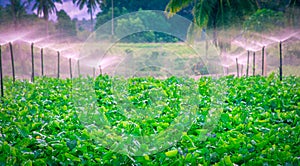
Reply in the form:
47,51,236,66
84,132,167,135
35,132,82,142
0,75,299,165
56,10,77,36
95,0,192,42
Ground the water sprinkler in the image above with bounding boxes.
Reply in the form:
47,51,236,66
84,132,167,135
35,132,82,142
0,45,3,99
9,42,15,82
279,41,282,81
57,51,60,79
262,46,265,76
253,52,256,76
31,43,34,82
236,58,239,77
69,58,72,79
40,48,44,76
246,51,250,77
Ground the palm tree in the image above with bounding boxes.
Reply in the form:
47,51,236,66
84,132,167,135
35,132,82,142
28,0,63,34
72,0,102,31
166,0,224,47
166,0,257,48
7,0,28,28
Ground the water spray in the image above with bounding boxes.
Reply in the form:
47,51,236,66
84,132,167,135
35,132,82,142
0,45,3,99
279,41,282,81
31,43,34,82
69,58,72,79
57,51,60,79
41,48,44,76
246,50,250,77
253,52,256,76
9,42,15,82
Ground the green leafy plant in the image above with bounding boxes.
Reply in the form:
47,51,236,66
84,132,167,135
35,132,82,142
0,75,299,165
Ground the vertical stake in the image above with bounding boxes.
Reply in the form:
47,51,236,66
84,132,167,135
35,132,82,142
279,41,283,81
93,67,95,78
77,60,80,77
246,50,250,77
31,43,34,82
9,42,15,82
236,58,239,77
0,45,4,98
262,46,265,76
99,65,102,75
226,67,229,75
57,51,60,78
41,48,44,76
69,58,72,79
241,64,243,76
253,52,256,76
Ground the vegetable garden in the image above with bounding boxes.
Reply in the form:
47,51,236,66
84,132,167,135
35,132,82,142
0,5,300,166
0,73,299,165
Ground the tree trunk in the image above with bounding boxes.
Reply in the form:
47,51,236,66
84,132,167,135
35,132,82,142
46,21,49,37
255,0,262,8
212,22,218,48
43,9,49,36
90,12,93,32
205,37,208,58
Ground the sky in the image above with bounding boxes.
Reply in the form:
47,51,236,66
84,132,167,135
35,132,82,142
0,0,101,21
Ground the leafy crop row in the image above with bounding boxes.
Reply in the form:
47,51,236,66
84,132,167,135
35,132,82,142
0,74,299,165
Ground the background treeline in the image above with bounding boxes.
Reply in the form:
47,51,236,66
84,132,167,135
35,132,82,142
0,0,299,43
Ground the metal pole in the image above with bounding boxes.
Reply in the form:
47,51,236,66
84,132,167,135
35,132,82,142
57,51,60,78
41,48,44,76
77,60,80,77
0,45,4,98
69,58,72,79
9,42,15,82
236,58,239,77
279,41,282,81
31,43,34,82
262,46,265,76
246,50,249,77
253,52,256,76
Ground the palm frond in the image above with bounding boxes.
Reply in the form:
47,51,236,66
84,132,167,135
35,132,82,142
194,0,216,27
165,0,193,17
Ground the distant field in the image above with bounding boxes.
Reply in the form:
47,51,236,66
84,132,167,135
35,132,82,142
1,41,299,79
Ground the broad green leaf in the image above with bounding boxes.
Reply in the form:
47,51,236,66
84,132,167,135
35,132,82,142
65,153,81,162
165,149,178,157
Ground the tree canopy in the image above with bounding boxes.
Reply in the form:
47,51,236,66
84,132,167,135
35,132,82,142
29,0,62,21
56,9,77,36
72,0,102,31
